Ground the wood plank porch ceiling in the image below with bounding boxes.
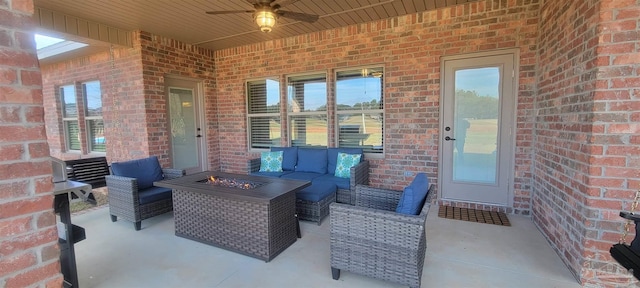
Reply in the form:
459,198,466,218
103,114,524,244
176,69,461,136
34,0,479,51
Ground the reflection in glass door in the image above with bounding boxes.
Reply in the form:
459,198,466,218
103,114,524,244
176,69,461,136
440,51,516,206
168,88,199,171
452,67,499,184
166,77,205,174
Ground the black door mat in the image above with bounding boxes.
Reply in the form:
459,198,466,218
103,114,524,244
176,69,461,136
438,205,511,226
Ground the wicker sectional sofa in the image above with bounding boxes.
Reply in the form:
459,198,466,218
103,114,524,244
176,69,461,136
248,147,370,224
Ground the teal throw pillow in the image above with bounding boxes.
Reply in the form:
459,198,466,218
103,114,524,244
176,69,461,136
334,152,362,178
259,151,283,172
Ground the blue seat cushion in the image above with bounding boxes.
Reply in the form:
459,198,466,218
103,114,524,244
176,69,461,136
295,148,327,174
250,171,293,178
396,173,430,215
296,182,336,202
314,174,350,190
271,147,298,171
327,148,363,174
281,172,324,182
111,156,164,190
138,186,172,205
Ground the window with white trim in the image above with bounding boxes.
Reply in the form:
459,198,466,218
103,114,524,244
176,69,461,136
335,67,384,153
60,84,80,151
287,73,327,147
82,81,105,152
247,78,281,150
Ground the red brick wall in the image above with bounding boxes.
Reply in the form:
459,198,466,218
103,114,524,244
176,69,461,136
0,1,63,287
214,0,539,214
534,0,600,280
535,0,640,285
42,31,218,168
136,31,218,169
42,45,146,162
585,0,640,285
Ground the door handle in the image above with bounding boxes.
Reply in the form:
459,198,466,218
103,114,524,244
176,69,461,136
196,135,202,138
445,136,456,141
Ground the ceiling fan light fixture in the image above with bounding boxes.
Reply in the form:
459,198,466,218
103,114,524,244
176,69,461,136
254,10,277,32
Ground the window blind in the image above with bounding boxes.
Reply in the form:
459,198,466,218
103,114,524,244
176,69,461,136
247,79,280,149
65,121,81,150
87,119,105,152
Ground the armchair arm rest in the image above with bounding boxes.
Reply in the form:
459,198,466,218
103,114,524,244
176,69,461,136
105,175,139,200
162,168,185,180
349,160,369,190
248,158,261,174
355,185,402,211
330,202,427,249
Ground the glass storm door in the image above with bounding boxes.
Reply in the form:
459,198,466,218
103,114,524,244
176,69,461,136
166,78,205,174
440,51,516,205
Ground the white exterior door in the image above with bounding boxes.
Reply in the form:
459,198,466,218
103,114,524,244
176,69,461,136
166,77,206,174
439,50,517,206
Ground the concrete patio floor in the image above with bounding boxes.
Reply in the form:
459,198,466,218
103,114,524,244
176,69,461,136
70,205,581,287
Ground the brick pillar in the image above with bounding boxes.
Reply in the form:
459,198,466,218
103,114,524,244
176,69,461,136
0,1,63,287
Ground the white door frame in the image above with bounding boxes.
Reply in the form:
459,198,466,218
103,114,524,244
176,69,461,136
438,49,519,206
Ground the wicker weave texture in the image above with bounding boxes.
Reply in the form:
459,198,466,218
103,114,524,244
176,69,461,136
330,185,433,288
247,158,369,205
106,168,184,228
296,192,336,225
173,188,297,262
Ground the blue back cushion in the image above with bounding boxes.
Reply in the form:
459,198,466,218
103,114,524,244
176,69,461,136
327,148,363,174
271,147,298,171
396,173,430,215
295,148,327,174
250,171,293,178
111,156,164,190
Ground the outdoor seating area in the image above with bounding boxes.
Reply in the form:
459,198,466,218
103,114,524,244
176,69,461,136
4,0,639,285
70,204,580,287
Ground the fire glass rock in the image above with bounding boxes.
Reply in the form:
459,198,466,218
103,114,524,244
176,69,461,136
197,176,263,189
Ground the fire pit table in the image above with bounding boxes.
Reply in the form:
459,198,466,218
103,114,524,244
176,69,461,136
154,171,310,262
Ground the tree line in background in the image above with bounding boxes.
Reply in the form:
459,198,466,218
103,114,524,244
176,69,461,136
455,89,499,119
267,99,382,112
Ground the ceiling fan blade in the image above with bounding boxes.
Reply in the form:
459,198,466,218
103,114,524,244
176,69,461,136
278,10,319,23
274,0,302,8
205,10,255,15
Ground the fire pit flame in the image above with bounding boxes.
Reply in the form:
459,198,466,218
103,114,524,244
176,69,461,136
198,175,263,189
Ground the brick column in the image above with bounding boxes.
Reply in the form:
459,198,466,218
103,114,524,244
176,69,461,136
0,1,63,287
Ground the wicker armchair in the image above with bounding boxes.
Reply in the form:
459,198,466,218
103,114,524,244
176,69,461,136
330,184,434,288
106,157,185,231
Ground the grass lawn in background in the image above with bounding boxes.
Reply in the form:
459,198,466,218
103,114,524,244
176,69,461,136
70,187,108,214
464,119,498,154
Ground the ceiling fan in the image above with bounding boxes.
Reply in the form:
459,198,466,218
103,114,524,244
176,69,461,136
206,0,319,33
